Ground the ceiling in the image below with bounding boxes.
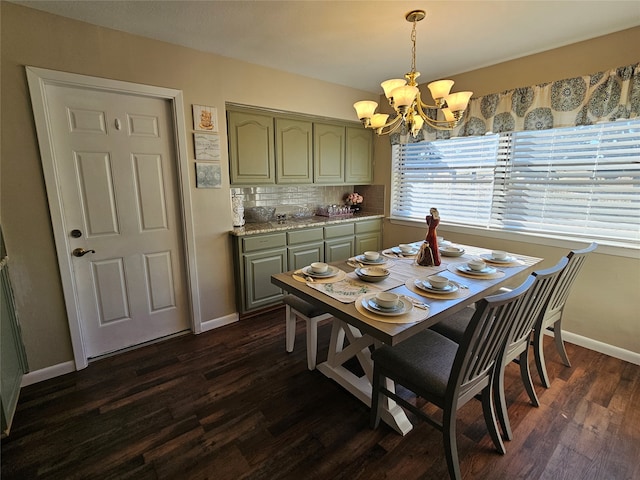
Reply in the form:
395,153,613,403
12,0,640,94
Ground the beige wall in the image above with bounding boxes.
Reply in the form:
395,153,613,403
0,3,377,370
375,26,640,357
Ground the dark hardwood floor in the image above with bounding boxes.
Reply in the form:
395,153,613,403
2,307,639,480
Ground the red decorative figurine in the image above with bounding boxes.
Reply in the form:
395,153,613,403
425,207,441,266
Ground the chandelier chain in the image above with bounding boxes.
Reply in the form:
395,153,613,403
410,19,417,74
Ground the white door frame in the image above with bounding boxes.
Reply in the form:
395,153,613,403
26,66,202,370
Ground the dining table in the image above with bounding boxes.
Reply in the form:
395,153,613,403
271,241,543,435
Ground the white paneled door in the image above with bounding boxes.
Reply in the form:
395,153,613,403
45,84,189,358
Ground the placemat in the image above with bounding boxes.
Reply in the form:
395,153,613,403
346,270,405,291
306,275,383,302
354,293,430,324
404,278,471,300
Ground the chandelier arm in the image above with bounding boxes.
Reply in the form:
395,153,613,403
415,92,438,110
413,99,438,121
376,116,404,135
421,116,461,131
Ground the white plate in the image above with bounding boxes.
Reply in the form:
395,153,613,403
414,279,459,294
356,267,390,277
456,264,498,276
302,265,340,278
355,254,386,265
361,293,413,317
480,253,515,263
440,247,465,257
391,246,419,255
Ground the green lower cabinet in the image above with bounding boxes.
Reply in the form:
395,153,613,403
233,218,381,314
324,237,354,262
288,242,324,270
355,233,381,253
243,248,286,311
354,219,382,254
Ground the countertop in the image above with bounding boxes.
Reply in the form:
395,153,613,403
230,213,384,237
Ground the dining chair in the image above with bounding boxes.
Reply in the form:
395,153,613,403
533,242,597,387
283,294,333,370
370,276,534,480
430,257,568,440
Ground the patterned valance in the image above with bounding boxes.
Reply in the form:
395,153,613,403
393,62,640,144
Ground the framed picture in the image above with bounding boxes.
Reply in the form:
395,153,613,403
193,104,218,132
194,133,221,161
195,162,221,189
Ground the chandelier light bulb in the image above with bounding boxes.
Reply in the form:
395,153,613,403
370,113,390,129
445,91,473,112
381,79,407,99
353,100,378,120
391,85,418,108
428,80,455,102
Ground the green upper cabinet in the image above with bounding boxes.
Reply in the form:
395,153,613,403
228,110,275,185
345,127,373,184
313,123,345,184
227,105,373,186
275,118,313,184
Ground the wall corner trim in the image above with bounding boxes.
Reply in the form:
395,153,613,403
21,361,76,387
200,313,239,333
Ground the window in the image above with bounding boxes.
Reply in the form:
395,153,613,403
391,119,640,246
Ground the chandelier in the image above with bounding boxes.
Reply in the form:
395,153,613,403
353,9,473,138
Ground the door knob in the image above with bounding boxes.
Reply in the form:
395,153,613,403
72,248,96,257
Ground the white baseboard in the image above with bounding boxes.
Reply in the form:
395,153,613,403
200,312,239,332
21,360,76,387
20,314,239,387
558,330,640,366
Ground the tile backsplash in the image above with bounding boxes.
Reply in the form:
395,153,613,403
231,184,384,219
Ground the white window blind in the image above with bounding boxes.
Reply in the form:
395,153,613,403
391,135,499,226
492,120,640,243
391,118,640,246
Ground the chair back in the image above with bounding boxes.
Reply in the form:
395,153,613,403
450,276,534,405
543,242,597,321
505,256,569,359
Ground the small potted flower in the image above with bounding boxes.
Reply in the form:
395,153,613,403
345,192,363,211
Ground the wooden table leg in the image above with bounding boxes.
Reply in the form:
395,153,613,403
316,319,413,435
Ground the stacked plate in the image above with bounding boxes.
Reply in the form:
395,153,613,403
456,264,497,276
440,245,465,257
301,265,340,278
390,245,419,256
360,293,413,316
355,267,390,283
354,254,386,265
480,253,516,264
414,278,459,294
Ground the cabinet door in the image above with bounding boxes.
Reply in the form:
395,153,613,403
355,233,381,254
1,262,28,436
345,126,373,184
314,123,345,184
288,242,324,270
228,111,275,185
276,118,313,184
243,248,286,311
325,237,354,262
